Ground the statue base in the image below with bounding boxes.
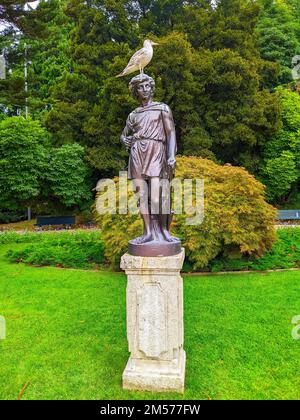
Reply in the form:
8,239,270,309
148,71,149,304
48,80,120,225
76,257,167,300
128,239,181,257
120,249,186,393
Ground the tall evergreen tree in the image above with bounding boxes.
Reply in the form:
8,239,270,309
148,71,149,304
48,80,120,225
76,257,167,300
46,0,139,175
0,1,71,117
0,0,50,37
46,0,281,177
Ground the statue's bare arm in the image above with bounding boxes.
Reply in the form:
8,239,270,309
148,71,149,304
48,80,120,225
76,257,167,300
120,116,133,150
162,106,177,169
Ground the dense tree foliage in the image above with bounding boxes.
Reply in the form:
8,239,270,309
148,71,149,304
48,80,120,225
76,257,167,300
26,0,72,117
0,0,56,38
45,0,281,177
262,88,300,201
45,143,92,208
0,1,71,118
257,0,300,85
0,116,49,210
0,117,92,213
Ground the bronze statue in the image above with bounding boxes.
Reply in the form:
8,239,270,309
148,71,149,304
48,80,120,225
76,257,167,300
121,74,181,257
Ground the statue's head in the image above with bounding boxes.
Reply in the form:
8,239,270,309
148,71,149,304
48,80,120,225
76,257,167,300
129,74,155,102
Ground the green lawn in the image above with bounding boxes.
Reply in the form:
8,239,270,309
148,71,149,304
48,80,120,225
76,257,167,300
0,243,299,400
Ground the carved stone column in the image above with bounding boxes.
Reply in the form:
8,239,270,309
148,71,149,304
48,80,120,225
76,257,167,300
120,249,186,393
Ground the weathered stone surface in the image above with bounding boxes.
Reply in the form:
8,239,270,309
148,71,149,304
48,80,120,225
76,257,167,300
123,349,186,393
121,250,185,272
137,283,167,358
121,249,186,393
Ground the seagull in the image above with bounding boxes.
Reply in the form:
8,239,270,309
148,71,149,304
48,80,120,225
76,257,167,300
116,39,159,78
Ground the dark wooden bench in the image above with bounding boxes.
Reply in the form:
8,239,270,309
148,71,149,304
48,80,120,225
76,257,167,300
277,210,300,221
36,216,76,227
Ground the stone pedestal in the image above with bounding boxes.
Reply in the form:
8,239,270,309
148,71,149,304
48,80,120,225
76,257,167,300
120,249,186,393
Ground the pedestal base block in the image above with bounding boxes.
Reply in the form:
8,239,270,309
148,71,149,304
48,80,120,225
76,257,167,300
123,350,186,393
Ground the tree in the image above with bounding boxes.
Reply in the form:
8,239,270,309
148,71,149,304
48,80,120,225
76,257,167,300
0,116,49,211
45,0,141,175
0,116,92,214
264,151,298,201
0,1,72,118
0,1,33,32
46,0,281,178
262,88,300,202
45,143,92,209
0,0,53,37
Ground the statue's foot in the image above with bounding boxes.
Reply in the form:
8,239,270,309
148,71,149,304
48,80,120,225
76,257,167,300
162,230,179,243
131,235,143,244
133,233,153,244
139,232,154,244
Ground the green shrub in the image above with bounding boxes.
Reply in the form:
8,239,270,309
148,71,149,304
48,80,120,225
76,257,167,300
0,232,42,244
210,228,300,272
96,156,277,270
6,231,105,269
0,212,26,224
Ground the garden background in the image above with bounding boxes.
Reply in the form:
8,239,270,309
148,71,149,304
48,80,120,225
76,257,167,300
0,0,300,218
0,0,300,400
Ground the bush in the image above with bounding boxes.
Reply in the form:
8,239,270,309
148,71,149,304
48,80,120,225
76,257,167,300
76,210,96,225
96,156,276,270
0,211,27,224
210,228,300,272
6,231,105,269
264,151,298,201
0,232,42,244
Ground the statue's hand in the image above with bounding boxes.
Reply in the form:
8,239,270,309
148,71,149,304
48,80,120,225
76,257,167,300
121,135,133,151
167,156,176,170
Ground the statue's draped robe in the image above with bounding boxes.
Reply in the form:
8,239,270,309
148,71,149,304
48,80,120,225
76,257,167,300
127,102,171,179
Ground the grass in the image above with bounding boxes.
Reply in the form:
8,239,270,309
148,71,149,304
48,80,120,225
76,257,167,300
0,242,299,400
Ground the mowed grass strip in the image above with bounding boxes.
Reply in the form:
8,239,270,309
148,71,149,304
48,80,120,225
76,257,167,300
0,244,299,400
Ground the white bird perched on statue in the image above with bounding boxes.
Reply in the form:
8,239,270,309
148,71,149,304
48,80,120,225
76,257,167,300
116,39,159,78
